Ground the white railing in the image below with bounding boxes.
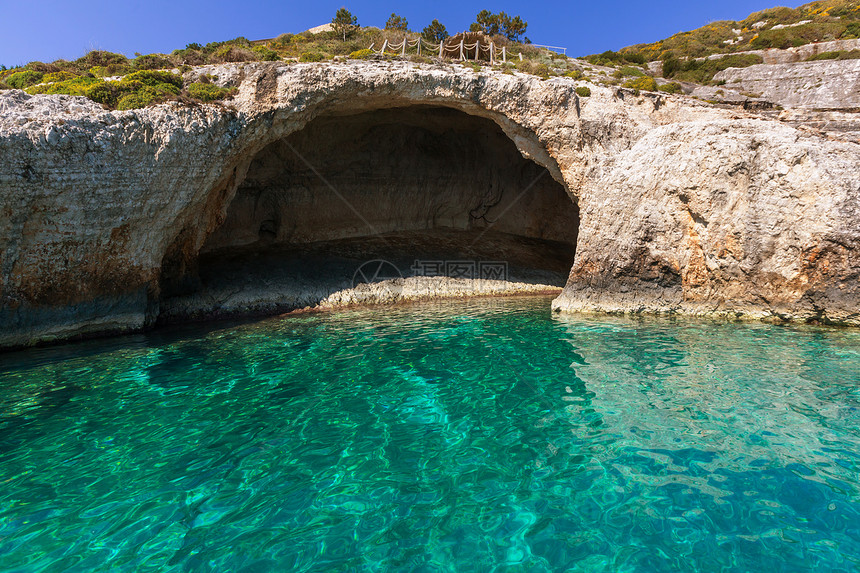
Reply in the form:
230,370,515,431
526,44,567,56
370,38,522,65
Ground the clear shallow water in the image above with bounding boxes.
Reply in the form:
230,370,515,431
1,297,860,572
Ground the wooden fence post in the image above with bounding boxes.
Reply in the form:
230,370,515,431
490,42,495,66
381,39,388,54
502,46,506,63
460,39,465,60
439,42,444,58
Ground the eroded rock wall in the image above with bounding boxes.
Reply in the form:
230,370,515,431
714,59,860,109
553,119,860,324
1,60,858,348
202,107,576,252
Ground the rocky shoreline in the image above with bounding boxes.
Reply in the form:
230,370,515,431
1,60,858,348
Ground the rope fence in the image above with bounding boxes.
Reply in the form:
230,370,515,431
368,38,524,65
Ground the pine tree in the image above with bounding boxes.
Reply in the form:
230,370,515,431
469,11,528,42
385,13,408,31
332,7,359,41
422,19,449,43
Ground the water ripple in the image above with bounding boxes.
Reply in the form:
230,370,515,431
1,297,859,571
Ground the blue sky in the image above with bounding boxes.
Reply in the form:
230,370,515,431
0,0,803,67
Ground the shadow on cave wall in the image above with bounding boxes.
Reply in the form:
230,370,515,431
158,106,580,321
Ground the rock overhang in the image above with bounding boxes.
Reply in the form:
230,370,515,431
0,60,858,349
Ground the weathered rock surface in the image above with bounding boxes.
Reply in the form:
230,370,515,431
714,58,860,109
777,108,860,144
0,60,858,348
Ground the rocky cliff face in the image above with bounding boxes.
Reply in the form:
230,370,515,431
0,60,858,348
714,58,860,110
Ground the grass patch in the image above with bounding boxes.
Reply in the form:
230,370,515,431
805,49,860,60
663,53,763,84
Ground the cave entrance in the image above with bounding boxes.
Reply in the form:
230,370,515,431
160,106,580,319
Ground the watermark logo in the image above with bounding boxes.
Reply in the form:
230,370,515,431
352,259,403,288
411,260,509,281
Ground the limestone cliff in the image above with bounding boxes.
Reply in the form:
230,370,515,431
714,58,860,110
0,60,858,348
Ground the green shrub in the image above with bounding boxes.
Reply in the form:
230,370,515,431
118,79,145,92
299,51,325,62
23,61,60,73
624,76,658,92
25,68,186,109
565,69,584,80
252,46,280,61
88,66,111,78
516,59,553,77
26,76,101,96
170,48,206,66
120,70,183,90
133,53,173,70
349,48,374,59
186,82,233,102
657,82,683,94
85,81,119,107
0,80,10,90
575,86,591,97
269,34,294,48
117,87,164,110
43,71,77,83
614,65,645,78
664,53,763,84
211,45,256,63
6,70,44,89
76,50,128,68
533,63,551,79
110,71,182,109
515,59,534,74
584,50,645,67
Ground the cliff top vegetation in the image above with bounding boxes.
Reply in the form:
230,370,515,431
600,0,859,62
0,9,572,109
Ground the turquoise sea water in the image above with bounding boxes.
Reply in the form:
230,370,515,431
1,296,860,572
